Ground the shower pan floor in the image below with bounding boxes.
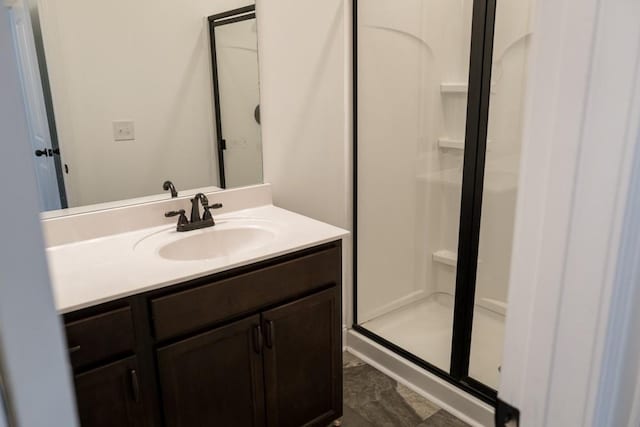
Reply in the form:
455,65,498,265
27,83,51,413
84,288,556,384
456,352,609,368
360,292,505,390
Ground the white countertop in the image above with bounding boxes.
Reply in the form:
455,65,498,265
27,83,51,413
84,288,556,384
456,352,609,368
47,205,348,314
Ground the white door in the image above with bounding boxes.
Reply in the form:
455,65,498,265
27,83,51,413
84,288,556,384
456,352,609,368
215,16,263,188
8,0,62,211
498,0,640,425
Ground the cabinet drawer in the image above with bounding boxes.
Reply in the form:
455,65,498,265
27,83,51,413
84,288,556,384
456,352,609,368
151,245,341,341
65,306,136,370
74,356,150,427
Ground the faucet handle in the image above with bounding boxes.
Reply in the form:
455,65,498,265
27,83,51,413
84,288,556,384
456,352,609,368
202,203,223,221
165,209,188,226
164,209,185,217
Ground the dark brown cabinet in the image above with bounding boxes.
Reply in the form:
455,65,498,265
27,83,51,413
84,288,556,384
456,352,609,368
65,307,136,370
64,241,342,427
74,356,151,427
157,315,265,427
262,289,342,427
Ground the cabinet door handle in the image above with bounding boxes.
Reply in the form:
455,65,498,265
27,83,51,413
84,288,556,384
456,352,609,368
264,320,274,349
68,345,81,354
130,369,140,403
253,325,263,354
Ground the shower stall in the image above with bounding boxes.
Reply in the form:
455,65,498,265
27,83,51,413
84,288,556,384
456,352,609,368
353,0,533,402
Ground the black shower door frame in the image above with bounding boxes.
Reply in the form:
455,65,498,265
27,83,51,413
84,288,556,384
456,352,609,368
352,0,499,404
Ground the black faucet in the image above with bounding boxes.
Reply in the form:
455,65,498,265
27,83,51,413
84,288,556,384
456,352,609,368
163,180,178,198
190,193,209,223
165,193,223,232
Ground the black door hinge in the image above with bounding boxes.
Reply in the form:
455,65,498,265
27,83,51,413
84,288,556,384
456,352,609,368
220,139,227,150
495,397,519,426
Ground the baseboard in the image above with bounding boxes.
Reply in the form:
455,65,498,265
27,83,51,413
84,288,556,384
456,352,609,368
345,329,494,427
342,324,348,351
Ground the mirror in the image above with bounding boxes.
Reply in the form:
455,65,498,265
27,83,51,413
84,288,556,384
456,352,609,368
13,0,263,215
209,7,263,189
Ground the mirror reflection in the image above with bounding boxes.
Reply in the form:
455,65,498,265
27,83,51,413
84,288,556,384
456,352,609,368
209,7,263,189
16,0,263,213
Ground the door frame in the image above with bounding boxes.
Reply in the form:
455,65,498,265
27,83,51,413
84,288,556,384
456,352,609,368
208,5,257,189
351,0,499,404
498,0,640,424
0,2,78,424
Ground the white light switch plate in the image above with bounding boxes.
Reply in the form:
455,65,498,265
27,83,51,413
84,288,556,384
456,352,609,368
113,121,135,141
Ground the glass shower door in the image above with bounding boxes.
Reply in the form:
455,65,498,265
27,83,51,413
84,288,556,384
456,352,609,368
356,0,474,374
355,0,528,401
468,0,534,390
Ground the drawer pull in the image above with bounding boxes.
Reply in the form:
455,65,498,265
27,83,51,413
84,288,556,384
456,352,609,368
253,325,263,354
264,320,274,349
64,306,135,370
130,369,140,403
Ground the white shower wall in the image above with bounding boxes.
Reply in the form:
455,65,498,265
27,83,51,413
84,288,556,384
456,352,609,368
358,0,471,322
357,0,532,328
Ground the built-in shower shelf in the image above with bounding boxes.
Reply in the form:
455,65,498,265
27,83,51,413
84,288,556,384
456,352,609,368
437,137,492,151
432,250,457,267
437,138,465,150
440,83,468,94
440,82,497,94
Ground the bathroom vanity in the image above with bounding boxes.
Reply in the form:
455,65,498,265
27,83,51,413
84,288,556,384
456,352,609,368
64,241,341,427
44,185,347,427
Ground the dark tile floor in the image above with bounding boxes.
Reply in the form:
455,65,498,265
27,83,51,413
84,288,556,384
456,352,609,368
340,353,470,427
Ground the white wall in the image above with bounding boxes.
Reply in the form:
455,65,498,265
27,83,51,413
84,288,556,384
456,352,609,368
37,0,251,207
257,0,351,334
258,0,347,229
0,5,78,425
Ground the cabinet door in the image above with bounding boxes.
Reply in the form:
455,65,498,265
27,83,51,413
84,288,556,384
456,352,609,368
262,288,342,427
74,356,150,427
157,314,265,427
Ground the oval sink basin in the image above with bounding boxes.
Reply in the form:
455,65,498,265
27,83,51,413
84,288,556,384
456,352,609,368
134,218,280,262
157,226,276,261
